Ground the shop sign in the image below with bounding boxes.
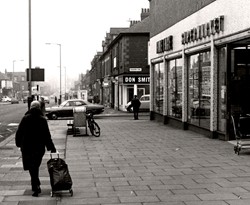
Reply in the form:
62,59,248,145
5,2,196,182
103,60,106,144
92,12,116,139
181,15,224,45
129,68,142,72
156,35,173,53
123,76,150,84
26,68,45,81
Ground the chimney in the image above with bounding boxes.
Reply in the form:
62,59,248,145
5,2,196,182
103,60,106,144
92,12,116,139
141,8,150,20
130,20,140,27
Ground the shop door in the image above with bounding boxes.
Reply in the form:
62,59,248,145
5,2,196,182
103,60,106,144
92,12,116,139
127,88,134,103
228,46,250,140
230,48,250,115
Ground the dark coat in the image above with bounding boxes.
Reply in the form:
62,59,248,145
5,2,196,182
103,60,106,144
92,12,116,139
15,108,56,170
131,97,141,112
40,100,45,116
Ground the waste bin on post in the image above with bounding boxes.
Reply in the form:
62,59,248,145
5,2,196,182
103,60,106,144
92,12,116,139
73,107,88,136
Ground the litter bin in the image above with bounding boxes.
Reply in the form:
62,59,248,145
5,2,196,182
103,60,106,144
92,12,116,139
73,107,87,136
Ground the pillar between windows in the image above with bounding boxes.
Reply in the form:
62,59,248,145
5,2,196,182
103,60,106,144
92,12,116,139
210,37,218,133
163,57,168,116
150,62,154,120
182,48,188,126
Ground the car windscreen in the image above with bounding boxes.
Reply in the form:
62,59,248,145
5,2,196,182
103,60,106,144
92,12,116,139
60,101,68,107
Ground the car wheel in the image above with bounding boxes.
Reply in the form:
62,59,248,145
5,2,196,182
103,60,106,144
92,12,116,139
51,113,58,120
128,107,133,113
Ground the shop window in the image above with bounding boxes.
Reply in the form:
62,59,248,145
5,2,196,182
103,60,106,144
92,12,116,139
168,58,182,118
218,47,227,132
153,62,164,114
188,51,211,129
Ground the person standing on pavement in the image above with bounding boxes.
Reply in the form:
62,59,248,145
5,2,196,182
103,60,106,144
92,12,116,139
39,96,45,116
131,95,141,120
15,101,56,197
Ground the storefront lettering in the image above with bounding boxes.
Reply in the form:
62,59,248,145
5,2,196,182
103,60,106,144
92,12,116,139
125,77,136,83
181,15,224,45
138,77,150,83
156,35,173,53
123,76,150,84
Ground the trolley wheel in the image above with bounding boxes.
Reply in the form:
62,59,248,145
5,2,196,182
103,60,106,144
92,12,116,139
234,145,237,154
237,147,241,155
69,189,73,196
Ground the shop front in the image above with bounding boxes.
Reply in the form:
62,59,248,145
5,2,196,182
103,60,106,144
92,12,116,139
117,75,150,111
149,0,250,140
102,77,112,107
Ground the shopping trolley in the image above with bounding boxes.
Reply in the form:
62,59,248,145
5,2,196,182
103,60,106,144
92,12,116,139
231,114,250,155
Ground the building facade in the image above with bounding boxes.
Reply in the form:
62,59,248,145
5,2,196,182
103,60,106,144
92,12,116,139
90,52,102,103
89,9,151,110
109,32,150,111
149,0,250,140
5,71,28,100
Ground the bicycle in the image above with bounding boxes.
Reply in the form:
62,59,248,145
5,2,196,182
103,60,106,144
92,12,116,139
86,112,100,137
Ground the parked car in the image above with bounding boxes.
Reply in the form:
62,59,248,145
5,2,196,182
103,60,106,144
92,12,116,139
11,98,19,104
45,99,105,120
1,96,11,102
125,94,150,112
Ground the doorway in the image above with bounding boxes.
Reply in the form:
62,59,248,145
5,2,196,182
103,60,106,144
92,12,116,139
230,47,250,115
228,44,250,140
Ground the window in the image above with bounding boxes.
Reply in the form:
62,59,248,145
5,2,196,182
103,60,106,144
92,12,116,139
188,51,211,129
113,57,117,68
168,58,182,118
153,62,164,114
75,101,83,106
141,96,149,101
65,102,70,107
218,47,227,132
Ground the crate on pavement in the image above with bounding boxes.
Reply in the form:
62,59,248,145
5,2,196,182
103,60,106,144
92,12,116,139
72,107,88,136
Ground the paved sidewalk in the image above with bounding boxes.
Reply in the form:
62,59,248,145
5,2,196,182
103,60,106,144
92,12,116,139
1,112,250,204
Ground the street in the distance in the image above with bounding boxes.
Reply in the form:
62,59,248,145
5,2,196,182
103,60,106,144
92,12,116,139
0,102,28,142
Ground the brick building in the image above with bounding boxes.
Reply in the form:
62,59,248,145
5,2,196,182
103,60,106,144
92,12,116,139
6,71,28,100
90,8,150,110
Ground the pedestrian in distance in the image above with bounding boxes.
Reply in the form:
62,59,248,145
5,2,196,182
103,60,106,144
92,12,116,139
15,101,57,197
40,96,45,116
131,95,141,120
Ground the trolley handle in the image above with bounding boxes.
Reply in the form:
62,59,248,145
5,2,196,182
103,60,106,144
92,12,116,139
50,151,60,159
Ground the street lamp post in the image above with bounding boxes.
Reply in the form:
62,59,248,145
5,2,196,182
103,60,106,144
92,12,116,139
28,0,32,97
12,59,24,98
64,66,66,100
45,43,62,104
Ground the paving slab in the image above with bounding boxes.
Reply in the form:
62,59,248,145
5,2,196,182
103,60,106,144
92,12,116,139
1,112,250,204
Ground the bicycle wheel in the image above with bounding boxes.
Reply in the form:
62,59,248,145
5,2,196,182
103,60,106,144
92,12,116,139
90,121,100,137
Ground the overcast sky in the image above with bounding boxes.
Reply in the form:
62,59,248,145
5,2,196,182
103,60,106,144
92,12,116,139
0,0,149,81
